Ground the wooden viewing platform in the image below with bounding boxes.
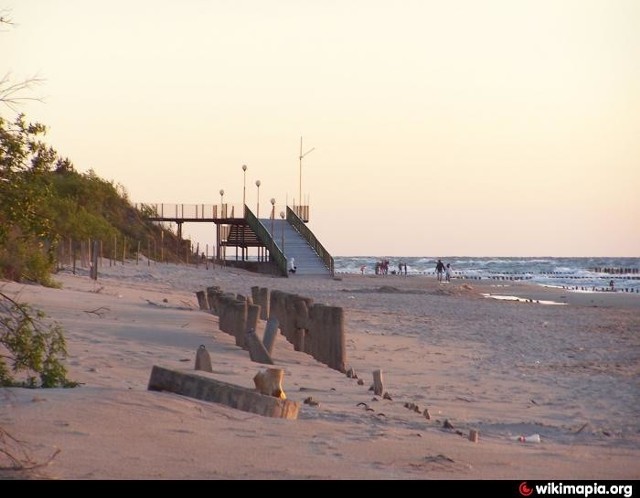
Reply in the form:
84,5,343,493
136,202,333,278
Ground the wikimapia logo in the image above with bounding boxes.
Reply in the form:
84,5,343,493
520,482,534,496
519,481,634,498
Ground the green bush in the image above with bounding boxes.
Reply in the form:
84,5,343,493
0,291,75,388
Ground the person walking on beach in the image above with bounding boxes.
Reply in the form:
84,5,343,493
435,259,445,282
445,263,452,283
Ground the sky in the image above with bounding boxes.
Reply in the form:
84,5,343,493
3,0,639,257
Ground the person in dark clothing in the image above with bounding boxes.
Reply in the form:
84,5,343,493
435,259,446,282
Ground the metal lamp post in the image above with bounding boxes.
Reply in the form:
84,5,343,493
242,164,247,213
270,198,275,236
255,180,261,217
280,211,285,252
219,189,224,216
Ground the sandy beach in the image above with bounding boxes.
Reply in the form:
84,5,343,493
1,259,639,480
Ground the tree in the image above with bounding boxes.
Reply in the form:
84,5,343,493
0,290,74,388
0,11,45,112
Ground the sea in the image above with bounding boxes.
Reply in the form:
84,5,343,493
333,256,640,293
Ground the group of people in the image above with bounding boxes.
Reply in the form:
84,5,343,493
435,259,453,283
361,260,408,276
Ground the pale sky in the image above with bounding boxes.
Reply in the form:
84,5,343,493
4,0,639,257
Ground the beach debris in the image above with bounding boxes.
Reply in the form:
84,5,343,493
83,306,110,318
468,429,479,443
530,399,538,405
253,368,287,400
194,344,213,373
423,409,431,420
346,367,358,379
574,422,591,434
372,369,384,396
403,402,422,413
424,454,455,464
0,425,61,471
357,402,374,412
303,396,319,407
357,379,364,385
179,358,190,362
383,392,392,400
371,397,378,402
511,434,541,443
443,419,455,429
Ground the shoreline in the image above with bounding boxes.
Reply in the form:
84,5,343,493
332,272,640,311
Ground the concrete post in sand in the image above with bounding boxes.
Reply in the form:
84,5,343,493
308,303,346,373
256,287,270,320
326,306,346,373
148,365,299,419
469,429,479,443
251,286,260,306
306,303,322,360
232,301,248,348
246,303,261,346
194,344,213,372
253,368,286,399
293,296,312,353
217,294,234,334
195,290,208,311
236,293,253,306
269,290,286,334
372,369,384,396
251,286,269,320
206,286,223,314
281,293,295,342
262,317,280,355
217,293,238,334
245,329,274,365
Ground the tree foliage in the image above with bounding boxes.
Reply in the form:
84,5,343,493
0,114,187,284
0,290,74,388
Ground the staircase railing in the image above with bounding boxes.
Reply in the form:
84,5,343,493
286,206,334,277
245,207,288,277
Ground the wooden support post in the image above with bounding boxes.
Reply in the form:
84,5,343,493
372,369,384,396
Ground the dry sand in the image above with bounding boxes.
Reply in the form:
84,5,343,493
1,259,639,480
